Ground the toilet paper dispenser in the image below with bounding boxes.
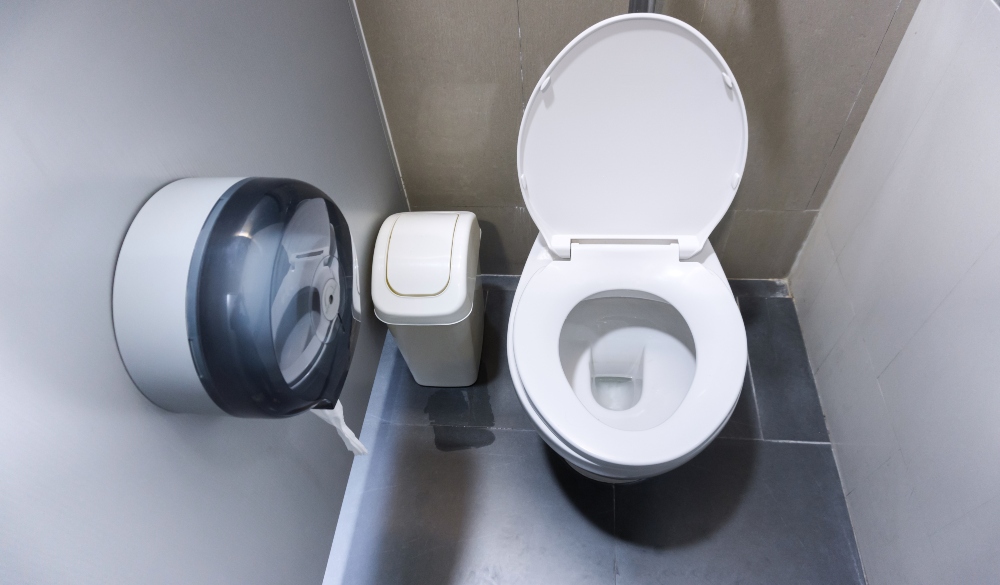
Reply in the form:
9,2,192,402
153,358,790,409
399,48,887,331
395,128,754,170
113,177,361,418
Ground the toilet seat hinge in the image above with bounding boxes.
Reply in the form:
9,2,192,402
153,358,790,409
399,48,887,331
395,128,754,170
553,235,701,260
567,240,681,265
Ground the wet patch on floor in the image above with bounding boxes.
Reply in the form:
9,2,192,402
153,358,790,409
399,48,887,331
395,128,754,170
424,365,496,451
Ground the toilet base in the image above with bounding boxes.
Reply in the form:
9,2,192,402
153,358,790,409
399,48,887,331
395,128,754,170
566,460,645,484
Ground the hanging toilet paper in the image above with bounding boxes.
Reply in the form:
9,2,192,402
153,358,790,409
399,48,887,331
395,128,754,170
313,401,368,456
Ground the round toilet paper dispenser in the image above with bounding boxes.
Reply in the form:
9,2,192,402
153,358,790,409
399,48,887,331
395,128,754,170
113,177,360,417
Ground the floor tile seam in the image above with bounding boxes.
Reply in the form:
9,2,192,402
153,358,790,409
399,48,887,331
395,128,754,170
792,301,835,445
745,356,764,441
612,483,619,585
838,487,873,585
375,419,536,433
809,355,842,457
837,516,868,585
480,281,519,290
719,436,831,446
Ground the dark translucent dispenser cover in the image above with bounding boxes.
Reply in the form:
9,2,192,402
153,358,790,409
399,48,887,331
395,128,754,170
187,178,357,417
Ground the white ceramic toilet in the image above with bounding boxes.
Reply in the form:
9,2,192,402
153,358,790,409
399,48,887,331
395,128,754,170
507,14,749,482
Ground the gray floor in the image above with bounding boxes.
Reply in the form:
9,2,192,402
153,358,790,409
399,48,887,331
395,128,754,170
326,277,864,585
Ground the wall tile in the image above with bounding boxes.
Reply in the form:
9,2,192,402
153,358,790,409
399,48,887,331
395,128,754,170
518,0,629,105
791,0,1000,580
718,210,816,278
836,9,1000,373
659,0,901,212
355,0,523,209
413,204,539,274
822,0,985,254
358,0,920,276
846,453,939,585
707,206,736,257
795,261,854,373
805,0,921,211
815,318,898,495
930,494,1000,585
788,213,836,315
877,233,1000,535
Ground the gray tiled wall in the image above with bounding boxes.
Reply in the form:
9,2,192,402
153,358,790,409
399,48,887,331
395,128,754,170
789,0,1000,581
355,0,918,277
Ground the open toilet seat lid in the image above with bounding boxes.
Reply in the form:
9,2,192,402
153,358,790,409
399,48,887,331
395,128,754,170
511,244,747,467
517,14,748,258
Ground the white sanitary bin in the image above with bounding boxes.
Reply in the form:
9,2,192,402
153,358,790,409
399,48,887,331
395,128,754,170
372,211,483,387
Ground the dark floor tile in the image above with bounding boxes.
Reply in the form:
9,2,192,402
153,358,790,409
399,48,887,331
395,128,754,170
380,289,535,431
717,367,761,439
729,279,790,299
343,424,616,585
741,297,829,442
480,289,535,430
343,277,860,585
614,439,863,585
479,274,519,291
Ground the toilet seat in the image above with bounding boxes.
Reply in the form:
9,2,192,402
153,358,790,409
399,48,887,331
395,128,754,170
517,14,748,259
509,13,750,478
511,243,747,468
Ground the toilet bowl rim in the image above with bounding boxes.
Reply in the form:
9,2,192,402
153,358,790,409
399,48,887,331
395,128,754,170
510,246,747,467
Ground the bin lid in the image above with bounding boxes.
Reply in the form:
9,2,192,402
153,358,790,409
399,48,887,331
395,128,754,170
386,213,458,296
372,212,481,326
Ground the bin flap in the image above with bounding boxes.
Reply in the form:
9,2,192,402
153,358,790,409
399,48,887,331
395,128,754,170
386,213,458,296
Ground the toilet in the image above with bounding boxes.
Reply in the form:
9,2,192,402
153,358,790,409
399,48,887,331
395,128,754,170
507,14,749,482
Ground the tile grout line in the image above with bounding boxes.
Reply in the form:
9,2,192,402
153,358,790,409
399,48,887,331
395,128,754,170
746,356,764,441
612,483,618,585
346,0,409,210
750,296,770,440
375,419,538,433
829,0,988,263
805,0,905,208
373,421,830,443
876,227,1000,380
515,0,525,111
722,436,830,446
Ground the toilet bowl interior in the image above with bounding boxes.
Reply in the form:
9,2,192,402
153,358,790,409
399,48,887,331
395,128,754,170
559,289,697,431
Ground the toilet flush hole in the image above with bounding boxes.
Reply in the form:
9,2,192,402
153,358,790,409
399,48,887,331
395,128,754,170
590,347,644,411
592,376,639,410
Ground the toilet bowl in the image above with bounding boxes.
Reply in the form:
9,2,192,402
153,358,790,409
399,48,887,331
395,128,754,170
507,14,749,482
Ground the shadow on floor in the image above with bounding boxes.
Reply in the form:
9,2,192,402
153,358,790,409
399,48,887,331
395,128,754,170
543,445,617,537
545,438,758,548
